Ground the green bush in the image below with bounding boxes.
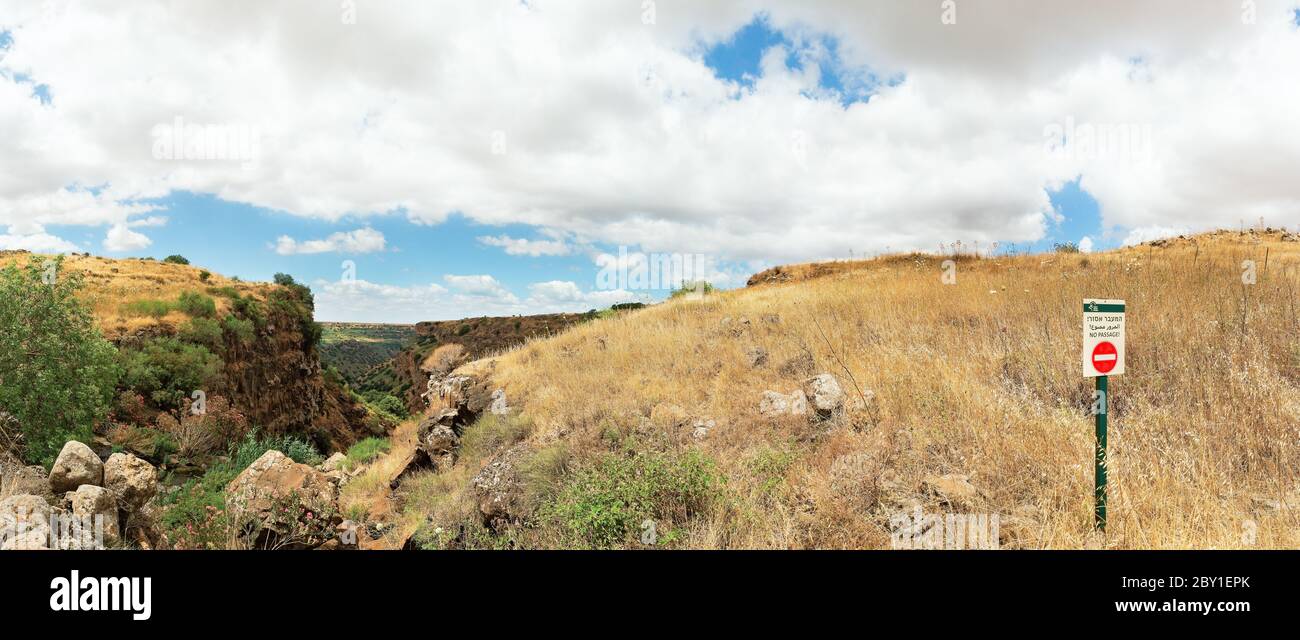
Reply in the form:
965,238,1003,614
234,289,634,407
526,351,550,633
177,291,216,318
542,449,719,549
163,255,190,265
198,270,211,283
221,314,255,344
0,257,121,466
207,286,241,300
179,317,223,348
232,432,324,467
345,437,391,468
121,298,176,318
119,337,223,409
668,281,716,299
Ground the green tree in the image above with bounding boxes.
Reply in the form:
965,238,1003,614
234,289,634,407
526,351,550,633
0,257,121,466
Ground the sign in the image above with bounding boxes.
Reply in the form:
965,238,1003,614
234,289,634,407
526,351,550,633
1083,299,1125,377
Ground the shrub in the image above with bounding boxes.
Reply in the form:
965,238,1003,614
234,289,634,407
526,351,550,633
207,286,241,300
121,298,176,318
1053,242,1080,253
222,314,255,344
177,291,217,318
345,437,391,468
163,255,190,265
542,449,719,549
155,396,250,459
179,316,223,348
0,257,121,466
669,281,716,299
119,337,223,409
198,270,211,283
232,432,324,467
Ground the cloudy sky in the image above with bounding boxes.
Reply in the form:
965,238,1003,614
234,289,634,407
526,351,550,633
2,1,1299,321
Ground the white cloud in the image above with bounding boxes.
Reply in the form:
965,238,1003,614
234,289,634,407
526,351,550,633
1078,236,1094,253
1122,225,1191,247
103,223,151,252
443,274,518,302
478,234,572,257
0,226,79,253
2,1,1300,265
274,227,386,255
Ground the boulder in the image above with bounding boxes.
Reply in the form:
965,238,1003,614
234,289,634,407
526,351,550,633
320,452,349,473
65,485,120,547
759,390,809,417
103,453,158,513
225,450,338,547
470,444,529,529
922,474,979,509
49,441,104,493
0,494,53,550
802,374,846,419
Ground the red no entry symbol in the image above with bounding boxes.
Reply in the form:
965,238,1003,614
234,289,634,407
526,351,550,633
1091,341,1118,374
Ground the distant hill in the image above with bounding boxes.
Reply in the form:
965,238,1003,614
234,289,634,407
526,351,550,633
319,323,417,386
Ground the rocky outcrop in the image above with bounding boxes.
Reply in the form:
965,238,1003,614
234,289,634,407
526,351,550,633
49,441,103,493
384,313,590,414
470,444,530,530
225,450,339,549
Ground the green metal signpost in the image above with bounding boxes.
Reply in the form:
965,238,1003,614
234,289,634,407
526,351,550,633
1083,299,1125,532
1095,375,1107,531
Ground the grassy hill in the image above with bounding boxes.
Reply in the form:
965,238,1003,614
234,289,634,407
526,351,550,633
353,229,1300,550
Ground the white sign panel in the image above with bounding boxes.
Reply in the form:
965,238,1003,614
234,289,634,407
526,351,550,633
1083,299,1125,377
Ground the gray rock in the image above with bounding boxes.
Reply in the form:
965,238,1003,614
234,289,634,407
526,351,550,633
320,452,349,473
802,374,845,419
489,388,510,416
745,346,769,367
0,494,53,550
64,485,119,548
49,441,104,493
103,453,158,513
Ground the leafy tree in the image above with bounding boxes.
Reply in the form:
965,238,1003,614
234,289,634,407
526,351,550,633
163,255,191,265
0,257,121,466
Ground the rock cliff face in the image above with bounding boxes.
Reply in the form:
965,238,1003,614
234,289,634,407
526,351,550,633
205,299,371,451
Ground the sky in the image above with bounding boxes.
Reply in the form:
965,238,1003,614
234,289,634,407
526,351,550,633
2,1,1300,321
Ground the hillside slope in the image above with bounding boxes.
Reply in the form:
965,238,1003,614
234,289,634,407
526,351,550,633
362,230,1300,550
0,251,374,457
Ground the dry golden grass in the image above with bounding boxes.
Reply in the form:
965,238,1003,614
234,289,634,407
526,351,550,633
0,251,267,338
429,229,1300,549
